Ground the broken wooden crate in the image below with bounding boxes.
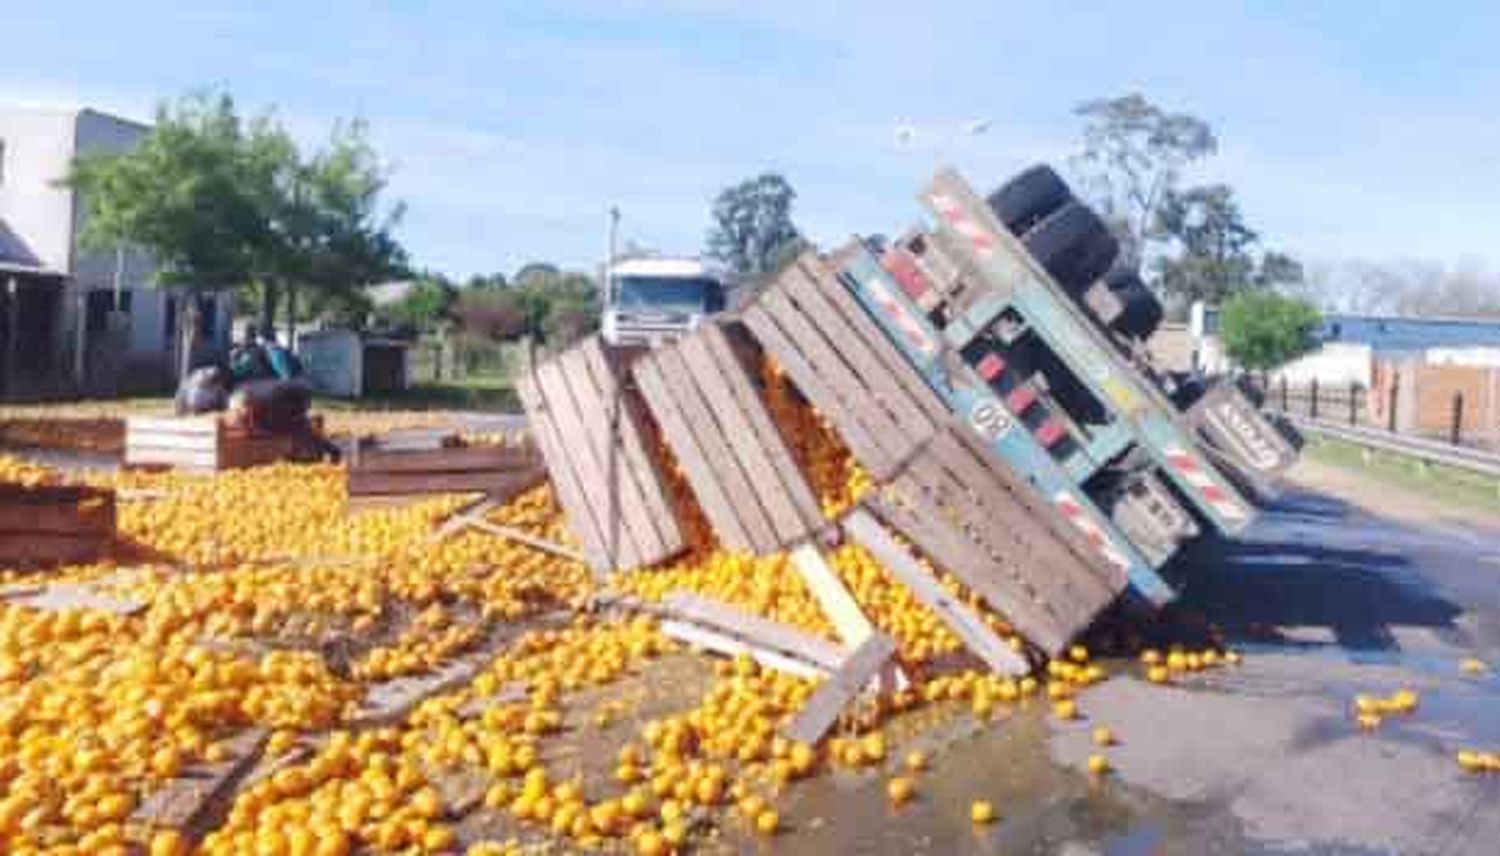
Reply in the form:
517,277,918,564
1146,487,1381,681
125,415,324,472
0,482,116,566
515,336,685,574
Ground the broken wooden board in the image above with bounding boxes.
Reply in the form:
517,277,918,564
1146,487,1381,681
661,592,847,671
1,581,145,616
130,727,269,832
516,335,685,574
633,322,824,554
347,444,545,498
842,508,1029,676
430,497,588,564
456,682,527,720
782,632,898,745
0,482,116,567
660,619,830,681
864,426,1125,656
788,543,876,647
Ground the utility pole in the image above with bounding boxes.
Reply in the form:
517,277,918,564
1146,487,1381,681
606,206,621,304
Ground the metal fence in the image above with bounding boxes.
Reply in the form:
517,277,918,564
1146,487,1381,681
1265,377,1493,452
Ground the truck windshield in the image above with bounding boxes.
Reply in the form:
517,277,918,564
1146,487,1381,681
615,277,724,312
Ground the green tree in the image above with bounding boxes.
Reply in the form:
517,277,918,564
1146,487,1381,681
379,277,456,334
1152,184,1304,312
66,91,405,371
1069,93,1217,264
1219,291,1321,371
706,173,805,278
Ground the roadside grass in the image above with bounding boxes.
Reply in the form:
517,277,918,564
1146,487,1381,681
1306,436,1500,517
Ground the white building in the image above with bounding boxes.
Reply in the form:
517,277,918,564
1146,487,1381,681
0,104,232,400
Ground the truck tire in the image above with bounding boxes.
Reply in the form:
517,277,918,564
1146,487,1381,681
1103,269,1164,340
987,164,1072,235
1022,200,1118,293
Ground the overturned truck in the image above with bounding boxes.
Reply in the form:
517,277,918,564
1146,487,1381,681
517,164,1300,684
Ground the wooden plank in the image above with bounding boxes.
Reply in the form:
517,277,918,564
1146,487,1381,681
703,324,825,532
579,338,684,556
3,582,145,616
536,356,643,570
633,357,753,552
842,509,1029,675
561,343,670,563
660,620,830,681
347,467,544,498
783,632,898,745
662,592,848,671
741,302,889,476
0,533,113,566
516,372,610,572
348,446,538,475
678,332,808,546
782,262,936,453
130,727,268,831
463,518,588,564
788,544,876,647
653,346,777,552
757,286,908,475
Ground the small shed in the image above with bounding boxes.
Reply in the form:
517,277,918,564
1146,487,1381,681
298,328,411,398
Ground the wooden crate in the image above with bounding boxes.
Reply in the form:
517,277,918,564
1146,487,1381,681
634,321,825,554
0,483,116,566
347,444,546,499
125,415,322,472
516,336,686,574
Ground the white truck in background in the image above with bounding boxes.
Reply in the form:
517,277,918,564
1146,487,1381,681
600,257,728,348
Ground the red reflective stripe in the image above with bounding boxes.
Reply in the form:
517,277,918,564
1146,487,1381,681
976,353,1006,381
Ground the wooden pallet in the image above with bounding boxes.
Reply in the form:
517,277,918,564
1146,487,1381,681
0,483,116,566
634,322,825,554
125,415,322,472
347,444,545,498
515,336,685,575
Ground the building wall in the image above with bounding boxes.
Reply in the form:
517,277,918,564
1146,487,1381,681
69,110,154,291
0,107,77,272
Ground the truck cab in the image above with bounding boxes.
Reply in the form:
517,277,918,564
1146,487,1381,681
601,257,727,348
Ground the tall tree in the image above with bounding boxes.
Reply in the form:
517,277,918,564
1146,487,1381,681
1151,183,1304,312
706,173,805,278
1069,94,1217,265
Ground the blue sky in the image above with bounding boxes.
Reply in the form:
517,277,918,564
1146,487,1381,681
5,1,1499,280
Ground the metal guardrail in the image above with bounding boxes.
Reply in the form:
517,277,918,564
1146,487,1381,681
1287,415,1500,480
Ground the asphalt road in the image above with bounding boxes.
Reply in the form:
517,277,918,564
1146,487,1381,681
766,465,1500,856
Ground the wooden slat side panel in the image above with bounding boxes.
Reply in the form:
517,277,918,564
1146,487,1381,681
579,339,684,556
903,447,1097,637
536,357,644,570
558,346,666,563
516,372,609,572
843,509,1029,675
678,332,808,547
782,263,936,452
704,324,825,533
652,347,778,553
633,357,752,553
866,475,1069,655
798,254,955,425
946,426,1126,593
782,633,898,745
756,287,907,475
927,430,1123,610
742,303,889,477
